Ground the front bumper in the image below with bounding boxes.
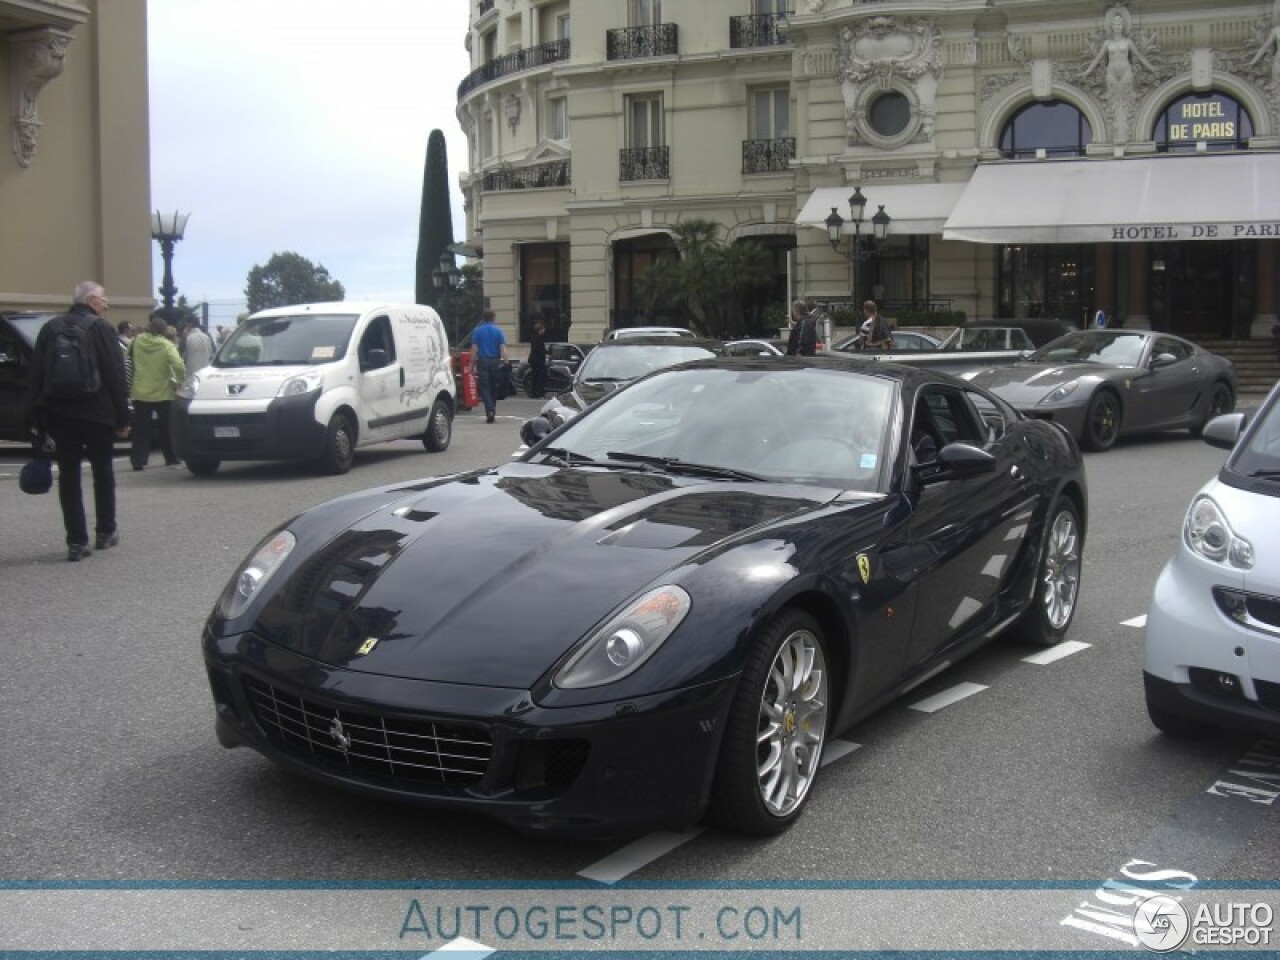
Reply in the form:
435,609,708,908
205,630,737,836
173,393,326,462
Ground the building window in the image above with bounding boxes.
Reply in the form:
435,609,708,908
547,97,568,140
868,92,910,138
997,244,1096,325
751,88,789,139
753,0,786,12
632,0,661,27
1154,91,1253,153
999,100,1092,159
482,29,496,63
628,94,663,148
556,13,570,41
480,111,494,159
520,243,571,341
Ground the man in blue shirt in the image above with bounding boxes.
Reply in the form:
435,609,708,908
469,309,508,423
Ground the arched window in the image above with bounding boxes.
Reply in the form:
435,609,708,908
1153,91,1253,153
999,100,1092,159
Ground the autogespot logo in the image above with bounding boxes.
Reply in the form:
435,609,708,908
1133,895,1191,952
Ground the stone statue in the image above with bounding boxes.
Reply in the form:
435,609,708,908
1246,0,1280,95
1080,5,1158,143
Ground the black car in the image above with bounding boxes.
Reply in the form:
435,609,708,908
204,356,1087,837
0,311,57,442
512,342,594,398
549,336,723,414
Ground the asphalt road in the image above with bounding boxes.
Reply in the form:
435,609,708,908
2,397,1276,953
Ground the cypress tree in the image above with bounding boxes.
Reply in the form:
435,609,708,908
415,129,455,306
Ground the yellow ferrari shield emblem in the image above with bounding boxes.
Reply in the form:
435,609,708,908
857,553,871,584
356,637,379,656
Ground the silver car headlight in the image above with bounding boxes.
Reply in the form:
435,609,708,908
217,529,297,619
555,585,691,689
176,373,200,400
1039,379,1080,405
1184,496,1254,569
277,372,323,398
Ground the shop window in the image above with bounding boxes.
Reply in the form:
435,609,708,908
998,244,1096,325
520,243,571,341
1154,91,1253,153
999,100,1092,159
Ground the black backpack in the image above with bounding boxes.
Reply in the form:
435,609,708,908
43,314,101,399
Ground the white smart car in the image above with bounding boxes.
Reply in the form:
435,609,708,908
1144,381,1280,736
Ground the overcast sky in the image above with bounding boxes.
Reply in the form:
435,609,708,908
147,1,471,324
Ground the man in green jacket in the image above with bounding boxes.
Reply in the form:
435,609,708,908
129,312,186,470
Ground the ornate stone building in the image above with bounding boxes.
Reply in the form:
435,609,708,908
0,1,152,322
457,0,1280,344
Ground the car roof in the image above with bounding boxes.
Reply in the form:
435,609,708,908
664,352,979,389
591,336,723,349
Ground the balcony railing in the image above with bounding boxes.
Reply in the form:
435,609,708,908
606,24,678,61
620,146,670,181
482,160,571,192
729,12,790,48
742,137,794,174
457,38,570,99
478,0,494,15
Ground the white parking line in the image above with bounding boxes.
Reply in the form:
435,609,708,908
421,937,496,958
578,827,705,885
1121,614,1147,628
908,681,988,714
821,738,862,767
1022,640,1092,665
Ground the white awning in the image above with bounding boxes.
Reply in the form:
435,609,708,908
796,183,966,236
942,153,1280,244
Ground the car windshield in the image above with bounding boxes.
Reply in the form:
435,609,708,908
6,313,53,347
939,328,1030,352
1030,331,1147,368
214,313,359,367
1228,392,1280,486
577,344,718,382
543,365,896,491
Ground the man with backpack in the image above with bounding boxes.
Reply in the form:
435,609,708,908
25,281,130,561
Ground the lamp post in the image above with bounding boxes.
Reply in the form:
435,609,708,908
824,187,890,328
150,210,190,319
431,251,462,342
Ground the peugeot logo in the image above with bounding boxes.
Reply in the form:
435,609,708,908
328,715,351,755
226,384,246,396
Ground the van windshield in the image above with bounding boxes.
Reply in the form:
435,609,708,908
214,313,359,367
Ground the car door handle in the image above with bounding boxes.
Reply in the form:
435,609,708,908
1010,465,1022,480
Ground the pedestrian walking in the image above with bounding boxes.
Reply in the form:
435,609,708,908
129,312,186,470
24,281,130,561
861,300,894,352
470,309,508,423
528,320,548,398
785,300,817,357
181,318,214,373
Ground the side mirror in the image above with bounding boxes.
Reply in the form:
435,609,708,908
520,416,553,447
1151,352,1178,369
1202,412,1247,450
916,442,998,484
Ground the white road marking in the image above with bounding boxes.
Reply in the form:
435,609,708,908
422,937,496,959
578,827,705,885
909,681,988,714
1022,640,1092,665
821,738,862,767
1121,614,1147,628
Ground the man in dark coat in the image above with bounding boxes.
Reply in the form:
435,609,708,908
528,320,548,398
25,281,130,561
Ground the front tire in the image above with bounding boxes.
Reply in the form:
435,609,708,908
1190,382,1234,437
708,609,830,835
185,457,220,477
422,398,452,452
318,414,355,475
1081,391,1121,451
1012,499,1082,647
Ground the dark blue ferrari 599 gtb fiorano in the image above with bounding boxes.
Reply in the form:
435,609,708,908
204,356,1088,837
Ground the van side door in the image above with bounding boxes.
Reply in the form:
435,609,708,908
356,314,401,442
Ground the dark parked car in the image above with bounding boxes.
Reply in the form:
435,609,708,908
0,312,56,443
724,338,787,357
512,342,594,398
204,355,1087,837
833,330,941,354
549,336,722,414
970,329,1237,451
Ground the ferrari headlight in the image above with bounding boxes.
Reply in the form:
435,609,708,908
1039,379,1080,405
1184,496,1253,569
176,373,200,400
216,529,297,619
277,373,323,398
555,585,691,688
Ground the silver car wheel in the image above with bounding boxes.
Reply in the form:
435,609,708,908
756,628,828,817
1042,508,1081,630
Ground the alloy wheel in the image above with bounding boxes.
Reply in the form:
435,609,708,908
755,628,828,817
1041,508,1081,630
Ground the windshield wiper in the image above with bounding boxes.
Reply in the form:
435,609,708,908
1245,469,1280,479
537,447,596,467
605,451,763,482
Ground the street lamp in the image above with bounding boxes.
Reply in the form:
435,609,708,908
824,187,890,260
431,251,462,341
150,210,190,319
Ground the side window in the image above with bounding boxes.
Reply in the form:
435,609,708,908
1153,337,1190,363
964,389,1007,444
923,389,985,447
358,316,396,371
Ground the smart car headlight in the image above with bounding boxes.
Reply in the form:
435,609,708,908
217,529,297,620
555,585,691,689
1039,379,1080,405
176,374,200,400
1184,495,1254,569
277,373,323,398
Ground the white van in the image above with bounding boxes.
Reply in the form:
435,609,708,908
173,302,455,475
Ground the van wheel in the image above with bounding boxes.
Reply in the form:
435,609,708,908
422,398,452,452
185,457,220,477
318,414,355,474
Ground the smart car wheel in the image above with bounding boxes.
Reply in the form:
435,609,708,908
1013,499,1082,647
318,414,355,475
1082,391,1121,451
422,398,452,452
1190,382,1234,437
708,608,829,835
185,457,220,477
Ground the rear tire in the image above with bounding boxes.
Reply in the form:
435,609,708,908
1081,391,1121,451
707,609,830,835
185,457,220,477
422,398,452,452
1012,499,1082,647
1190,382,1234,437
318,414,355,475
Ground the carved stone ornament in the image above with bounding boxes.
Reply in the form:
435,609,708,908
1220,3,1280,125
10,27,74,169
836,16,943,147
1075,3,1170,144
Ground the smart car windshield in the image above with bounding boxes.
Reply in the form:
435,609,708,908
1031,331,1147,367
577,344,718,382
214,314,359,367
543,366,896,491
